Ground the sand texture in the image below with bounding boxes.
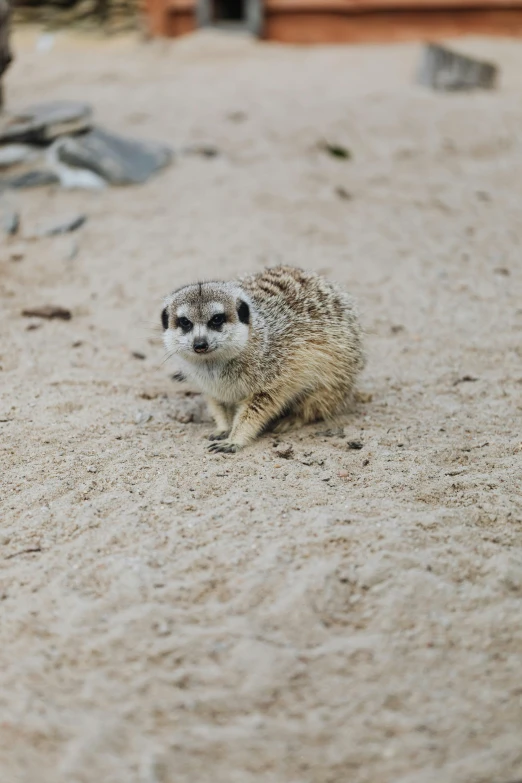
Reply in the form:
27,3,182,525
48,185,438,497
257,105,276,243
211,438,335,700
1,28,522,783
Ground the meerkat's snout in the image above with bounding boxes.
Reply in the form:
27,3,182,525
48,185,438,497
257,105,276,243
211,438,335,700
193,338,209,354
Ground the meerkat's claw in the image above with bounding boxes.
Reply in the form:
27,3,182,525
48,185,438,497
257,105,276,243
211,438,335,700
208,440,241,454
208,431,230,441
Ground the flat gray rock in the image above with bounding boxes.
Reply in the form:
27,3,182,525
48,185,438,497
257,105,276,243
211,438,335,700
417,43,498,91
54,127,173,185
35,214,87,238
0,143,41,168
0,169,59,189
0,101,92,144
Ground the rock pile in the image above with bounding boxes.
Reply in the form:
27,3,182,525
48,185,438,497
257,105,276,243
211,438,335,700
0,100,173,192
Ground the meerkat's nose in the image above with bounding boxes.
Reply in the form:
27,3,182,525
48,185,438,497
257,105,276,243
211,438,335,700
193,338,209,354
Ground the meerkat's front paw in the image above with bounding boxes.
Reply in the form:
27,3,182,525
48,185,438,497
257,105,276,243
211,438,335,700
208,430,230,441
208,439,241,454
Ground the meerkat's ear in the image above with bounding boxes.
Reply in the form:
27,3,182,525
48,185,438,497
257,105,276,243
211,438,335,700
237,300,250,324
161,307,169,330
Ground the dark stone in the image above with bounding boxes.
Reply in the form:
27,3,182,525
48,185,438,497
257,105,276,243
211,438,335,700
0,101,93,144
36,214,87,237
318,141,352,160
182,144,219,158
21,305,72,320
55,127,173,185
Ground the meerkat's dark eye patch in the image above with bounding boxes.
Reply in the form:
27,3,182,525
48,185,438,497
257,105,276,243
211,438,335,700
208,313,226,330
161,307,169,330
237,300,250,325
176,316,193,332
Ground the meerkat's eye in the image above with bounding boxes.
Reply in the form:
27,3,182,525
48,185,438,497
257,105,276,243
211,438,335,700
208,313,226,329
176,316,193,332
161,308,169,330
237,300,250,325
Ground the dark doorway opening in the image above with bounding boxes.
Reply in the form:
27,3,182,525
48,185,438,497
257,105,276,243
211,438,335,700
213,0,244,21
197,0,262,35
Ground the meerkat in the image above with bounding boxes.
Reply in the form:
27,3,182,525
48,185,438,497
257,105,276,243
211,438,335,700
161,266,364,453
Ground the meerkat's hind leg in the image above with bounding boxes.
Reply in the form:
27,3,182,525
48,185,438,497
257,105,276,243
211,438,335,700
293,385,347,427
206,397,235,441
271,413,306,434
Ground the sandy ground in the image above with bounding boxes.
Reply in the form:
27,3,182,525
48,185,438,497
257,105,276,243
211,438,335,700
1,26,522,783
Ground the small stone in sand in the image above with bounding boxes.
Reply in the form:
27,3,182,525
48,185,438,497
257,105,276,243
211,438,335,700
35,214,87,237
274,444,294,460
318,141,352,160
335,186,352,200
453,375,478,385
135,411,153,425
8,245,24,262
317,427,345,438
21,305,72,320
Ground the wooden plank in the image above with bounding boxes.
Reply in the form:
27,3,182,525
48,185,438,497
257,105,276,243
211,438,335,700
166,0,196,12
263,8,522,42
264,0,522,11
166,10,198,33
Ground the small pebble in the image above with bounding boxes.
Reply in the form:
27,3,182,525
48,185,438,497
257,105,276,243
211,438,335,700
227,111,247,122
9,248,25,262
347,441,363,450
274,444,294,460
453,375,478,385
338,470,350,478
21,305,72,320
35,214,87,238
135,411,153,425
335,186,352,201
317,427,344,438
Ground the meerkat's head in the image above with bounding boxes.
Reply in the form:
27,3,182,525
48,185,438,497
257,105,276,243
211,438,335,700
162,281,251,363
